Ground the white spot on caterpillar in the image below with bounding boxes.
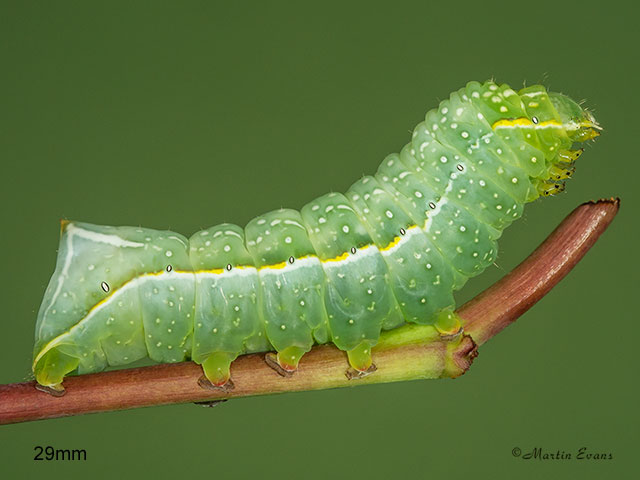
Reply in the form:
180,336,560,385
337,204,354,212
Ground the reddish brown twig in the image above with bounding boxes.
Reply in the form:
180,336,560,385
459,198,620,344
0,199,619,425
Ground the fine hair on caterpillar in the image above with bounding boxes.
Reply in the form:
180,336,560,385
31,79,602,394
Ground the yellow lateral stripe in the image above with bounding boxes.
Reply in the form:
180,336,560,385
380,235,401,251
492,117,533,128
258,254,311,270
261,260,288,270
323,251,349,263
491,117,601,131
492,117,563,129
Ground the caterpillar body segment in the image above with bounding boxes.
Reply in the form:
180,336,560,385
32,80,601,392
189,224,264,386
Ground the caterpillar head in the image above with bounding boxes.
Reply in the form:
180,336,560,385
529,92,602,198
549,92,602,142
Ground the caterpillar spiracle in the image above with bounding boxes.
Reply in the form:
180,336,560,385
32,80,601,393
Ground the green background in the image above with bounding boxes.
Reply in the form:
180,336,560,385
1,1,637,478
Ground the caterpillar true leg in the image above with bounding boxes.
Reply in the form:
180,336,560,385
535,180,566,197
558,148,584,162
548,164,576,181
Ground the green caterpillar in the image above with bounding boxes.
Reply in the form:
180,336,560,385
32,80,601,393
